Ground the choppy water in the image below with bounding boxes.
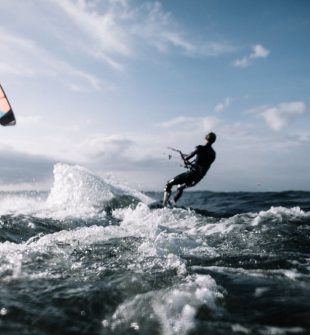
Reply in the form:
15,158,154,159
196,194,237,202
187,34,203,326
0,163,309,335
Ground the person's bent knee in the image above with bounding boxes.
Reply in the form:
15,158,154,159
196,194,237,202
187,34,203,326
165,178,175,193
176,183,186,191
174,183,186,202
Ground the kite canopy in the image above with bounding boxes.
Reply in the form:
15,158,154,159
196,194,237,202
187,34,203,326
0,84,16,126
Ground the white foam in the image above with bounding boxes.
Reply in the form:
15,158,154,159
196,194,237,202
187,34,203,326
108,274,223,335
190,205,310,243
254,287,270,297
251,206,309,226
0,205,186,280
259,326,305,335
193,218,237,236
0,225,113,281
0,193,46,216
192,265,309,283
232,324,251,334
0,200,216,282
114,203,218,267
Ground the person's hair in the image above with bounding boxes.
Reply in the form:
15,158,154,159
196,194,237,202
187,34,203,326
206,132,216,144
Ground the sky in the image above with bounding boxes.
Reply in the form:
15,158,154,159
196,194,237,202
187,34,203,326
0,0,310,191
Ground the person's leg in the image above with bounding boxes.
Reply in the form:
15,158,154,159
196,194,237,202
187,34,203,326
163,172,189,206
174,183,187,202
173,172,203,203
163,190,171,207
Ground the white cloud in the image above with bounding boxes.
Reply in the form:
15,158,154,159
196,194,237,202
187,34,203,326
82,134,133,159
251,101,307,131
47,0,235,63
50,0,130,70
233,57,249,68
17,115,43,126
234,44,270,68
0,1,236,92
0,27,107,91
160,116,193,128
250,44,270,59
214,97,231,113
160,116,220,132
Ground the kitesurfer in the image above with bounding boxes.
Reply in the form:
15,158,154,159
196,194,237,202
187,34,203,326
163,132,216,207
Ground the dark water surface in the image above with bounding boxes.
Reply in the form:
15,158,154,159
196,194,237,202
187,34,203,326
0,164,309,335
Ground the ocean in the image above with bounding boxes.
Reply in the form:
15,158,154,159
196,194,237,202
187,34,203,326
0,163,309,335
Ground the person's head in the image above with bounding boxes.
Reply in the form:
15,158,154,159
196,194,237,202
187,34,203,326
205,132,216,144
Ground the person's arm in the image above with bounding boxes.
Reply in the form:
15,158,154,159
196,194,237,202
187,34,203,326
185,147,198,161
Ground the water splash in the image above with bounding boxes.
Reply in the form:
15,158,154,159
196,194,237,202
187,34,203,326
0,163,153,219
45,163,153,218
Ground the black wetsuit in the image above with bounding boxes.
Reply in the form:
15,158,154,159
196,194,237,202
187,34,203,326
165,144,216,202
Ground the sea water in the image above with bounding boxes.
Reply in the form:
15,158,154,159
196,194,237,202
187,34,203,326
0,163,309,335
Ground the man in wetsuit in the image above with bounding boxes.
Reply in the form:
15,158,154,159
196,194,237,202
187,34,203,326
163,132,216,207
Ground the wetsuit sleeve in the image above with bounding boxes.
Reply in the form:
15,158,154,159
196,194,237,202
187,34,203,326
185,147,198,161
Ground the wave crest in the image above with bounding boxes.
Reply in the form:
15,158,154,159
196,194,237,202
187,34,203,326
46,163,152,218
